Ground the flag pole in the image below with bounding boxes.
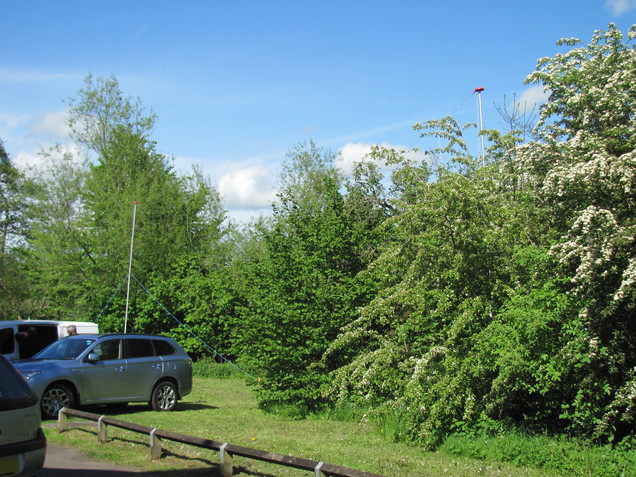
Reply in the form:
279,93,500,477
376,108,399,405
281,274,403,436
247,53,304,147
124,201,139,334
474,87,485,166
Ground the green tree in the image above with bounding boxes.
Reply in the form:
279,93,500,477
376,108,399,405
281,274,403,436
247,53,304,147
0,140,23,254
66,74,156,157
26,76,227,331
0,140,36,319
84,127,226,333
234,142,378,410
25,148,94,319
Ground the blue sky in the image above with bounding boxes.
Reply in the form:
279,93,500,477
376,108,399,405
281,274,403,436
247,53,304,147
2,1,635,222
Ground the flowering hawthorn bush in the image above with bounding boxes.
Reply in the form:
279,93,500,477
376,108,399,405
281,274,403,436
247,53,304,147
324,24,636,447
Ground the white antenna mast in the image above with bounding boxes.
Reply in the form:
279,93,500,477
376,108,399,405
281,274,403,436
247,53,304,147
474,87,485,166
124,201,139,334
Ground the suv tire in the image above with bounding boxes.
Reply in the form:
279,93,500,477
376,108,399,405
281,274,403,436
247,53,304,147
150,380,177,411
41,383,75,419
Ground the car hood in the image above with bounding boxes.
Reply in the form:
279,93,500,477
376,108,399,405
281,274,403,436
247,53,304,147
13,359,76,373
13,358,42,365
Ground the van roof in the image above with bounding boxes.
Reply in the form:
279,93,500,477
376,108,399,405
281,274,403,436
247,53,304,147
0,320,97,326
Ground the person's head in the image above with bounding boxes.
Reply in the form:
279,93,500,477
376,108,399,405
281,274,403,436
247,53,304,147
67,325,77,336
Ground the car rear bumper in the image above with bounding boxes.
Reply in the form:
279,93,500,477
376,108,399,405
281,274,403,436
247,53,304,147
0,428,46,477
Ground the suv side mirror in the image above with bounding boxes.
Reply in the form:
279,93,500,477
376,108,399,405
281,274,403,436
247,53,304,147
86,352,101,362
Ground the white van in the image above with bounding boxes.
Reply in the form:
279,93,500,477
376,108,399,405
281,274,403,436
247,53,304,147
0,320,99,361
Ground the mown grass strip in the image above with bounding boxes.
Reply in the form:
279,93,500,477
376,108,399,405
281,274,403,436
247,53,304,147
45,377,561,476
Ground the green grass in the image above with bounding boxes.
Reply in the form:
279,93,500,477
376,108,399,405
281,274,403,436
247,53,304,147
44,377,564,476
440,431,636,476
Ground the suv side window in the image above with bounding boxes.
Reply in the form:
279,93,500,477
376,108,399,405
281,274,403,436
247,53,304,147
92,339,121,360
152,339,176,356
125,339,155,358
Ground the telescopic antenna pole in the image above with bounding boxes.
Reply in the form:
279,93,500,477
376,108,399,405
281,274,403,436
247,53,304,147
124,201,139,334
474,87,485,166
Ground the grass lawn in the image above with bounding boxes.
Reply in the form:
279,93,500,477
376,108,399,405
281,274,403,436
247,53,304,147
44,377,560,476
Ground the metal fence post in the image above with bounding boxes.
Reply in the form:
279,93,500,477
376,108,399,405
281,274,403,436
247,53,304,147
315,461,325,477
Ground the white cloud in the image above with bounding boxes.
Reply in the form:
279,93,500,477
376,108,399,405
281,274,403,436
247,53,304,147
514,85,550,111
225,207,273,224
337,142,429,175
0,108,76,173
0,67,71,83
337,142,377,175
172,155,209,175
30,110,70,140
605,0,636,15
12,150,43,170
1,109,71,164
0,112,30,131
217,164,278,208
13,142,84,173
323,118,421,149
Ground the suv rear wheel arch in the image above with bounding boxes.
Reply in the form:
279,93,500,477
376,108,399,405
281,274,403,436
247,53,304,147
41,381,77,419
150,379,178,411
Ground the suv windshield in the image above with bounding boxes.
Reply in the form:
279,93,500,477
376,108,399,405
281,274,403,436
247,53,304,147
34,338,95,360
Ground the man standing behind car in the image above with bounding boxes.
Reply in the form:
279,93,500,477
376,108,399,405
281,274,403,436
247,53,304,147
66,325,77,336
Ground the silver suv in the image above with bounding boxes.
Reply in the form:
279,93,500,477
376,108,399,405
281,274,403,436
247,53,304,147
0,355,46,476
14,334,193,419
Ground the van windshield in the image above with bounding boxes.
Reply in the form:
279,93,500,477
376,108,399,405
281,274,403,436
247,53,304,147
34,338,96,360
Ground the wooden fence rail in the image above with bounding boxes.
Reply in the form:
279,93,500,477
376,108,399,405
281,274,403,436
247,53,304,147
57,407,387,477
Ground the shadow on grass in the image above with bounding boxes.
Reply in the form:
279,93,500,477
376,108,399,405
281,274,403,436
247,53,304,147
44,468,223,476
176,402,219,411
77,401,219,418
45,467,275,476
52,427,279,477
